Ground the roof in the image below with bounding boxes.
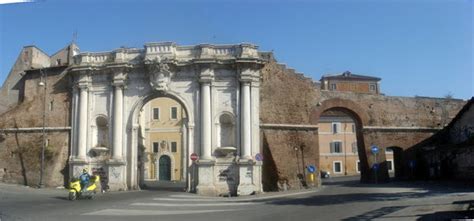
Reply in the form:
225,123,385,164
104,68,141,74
321,71,381,82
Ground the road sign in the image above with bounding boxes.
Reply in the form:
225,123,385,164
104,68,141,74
190,153,199,161
307,165,316,173
371,145,379,154
372,163,379,170
255,153,263,161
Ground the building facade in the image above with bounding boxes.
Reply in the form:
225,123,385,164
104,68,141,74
0,41,467,193
320,71,381,94
68,42,265,196
319,112,394,176
141,97,186,182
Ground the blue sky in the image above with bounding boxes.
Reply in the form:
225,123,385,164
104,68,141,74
0,0,472,99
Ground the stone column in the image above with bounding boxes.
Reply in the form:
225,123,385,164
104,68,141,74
112,81,124,160
196,67,216,196
77,83,88,160
241,81,251,159
200,81,212,160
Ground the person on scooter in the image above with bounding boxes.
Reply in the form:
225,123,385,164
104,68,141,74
79,168,91,191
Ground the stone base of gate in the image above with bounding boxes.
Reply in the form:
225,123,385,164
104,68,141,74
237,159,262,195
214,158,238,196
195,159,217,196
69,158,88,180
106,160,127,191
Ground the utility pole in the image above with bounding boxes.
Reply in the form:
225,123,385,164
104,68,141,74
344,122,347,175
38,69,47,188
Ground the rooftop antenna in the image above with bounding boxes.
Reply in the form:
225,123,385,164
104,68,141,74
72,30,78,44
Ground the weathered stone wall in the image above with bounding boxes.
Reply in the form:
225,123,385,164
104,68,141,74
0,46,51,114
261,57,466,186
319,91,465,128
260,60,321,191
311,89,466,182
0,68,70,187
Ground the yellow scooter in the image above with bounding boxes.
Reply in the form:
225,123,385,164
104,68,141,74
68,175,100,201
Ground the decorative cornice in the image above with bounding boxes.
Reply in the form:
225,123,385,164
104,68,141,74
260,123,319,131
0,127,71,133
72,42,268,71
362,126,442,132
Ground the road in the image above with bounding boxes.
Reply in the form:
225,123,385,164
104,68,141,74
1,176,474,221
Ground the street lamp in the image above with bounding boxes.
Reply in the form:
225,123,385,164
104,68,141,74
38,69,47,188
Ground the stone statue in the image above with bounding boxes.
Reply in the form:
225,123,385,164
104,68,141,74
145,57,173,92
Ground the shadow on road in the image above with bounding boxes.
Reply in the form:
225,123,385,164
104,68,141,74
51,196,69,201
416,210,474,221
269,191,438,207
322,176,474,193
342,206,408,221
270,177,474,207
140,181,186,192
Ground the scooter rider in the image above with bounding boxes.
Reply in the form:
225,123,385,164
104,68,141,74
79,168,91,191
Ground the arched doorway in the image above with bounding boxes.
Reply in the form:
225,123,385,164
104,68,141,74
317,108,365,180
131,92,192,190
386,146,403,179
159,155,172,181
310,98,380,183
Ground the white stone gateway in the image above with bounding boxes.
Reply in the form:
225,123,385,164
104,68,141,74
68,42,265,196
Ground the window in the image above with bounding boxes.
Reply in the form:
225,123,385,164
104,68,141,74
49,100,54,111
56,59,61,66
332,122,341,134
369,84,376,92
356,161,361,173
352,142,357,153
171,142,177,152
171,107,178,120
153,142,159,153
153,108,160,120
387,160,393,171
329,83,337,90
330,141,342,153
333,161,342,173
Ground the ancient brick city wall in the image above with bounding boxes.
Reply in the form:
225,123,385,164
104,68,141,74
0,68,71,187
261,58,466,187
260,60,321,191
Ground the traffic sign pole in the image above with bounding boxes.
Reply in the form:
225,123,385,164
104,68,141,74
190,153,198,192
374,153,378,184
371,145,379,184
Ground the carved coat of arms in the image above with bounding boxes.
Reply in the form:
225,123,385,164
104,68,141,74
145,57,174,92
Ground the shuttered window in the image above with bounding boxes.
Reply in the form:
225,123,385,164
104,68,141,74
352,142,357,153
330,141,342,153
171,142,177,152
153,142,159,153
153,108,160,120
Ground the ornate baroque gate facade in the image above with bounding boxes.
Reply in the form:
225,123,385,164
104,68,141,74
68,42,265,195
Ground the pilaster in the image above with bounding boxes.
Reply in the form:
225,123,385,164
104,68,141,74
111,71,127,163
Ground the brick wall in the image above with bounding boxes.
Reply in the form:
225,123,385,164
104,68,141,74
0,68,71,187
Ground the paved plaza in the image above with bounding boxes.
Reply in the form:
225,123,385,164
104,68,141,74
1,176,474,221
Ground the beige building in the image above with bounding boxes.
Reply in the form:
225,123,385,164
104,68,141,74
320,71,381,95
140,97,186,182
319,112,394,176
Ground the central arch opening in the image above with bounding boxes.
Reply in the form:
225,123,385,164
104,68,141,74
318,108,368,183
138,96,188,189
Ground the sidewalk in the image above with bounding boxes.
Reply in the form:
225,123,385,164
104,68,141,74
0,182,66,195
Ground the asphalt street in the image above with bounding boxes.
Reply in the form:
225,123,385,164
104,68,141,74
1,176,474,221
